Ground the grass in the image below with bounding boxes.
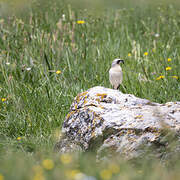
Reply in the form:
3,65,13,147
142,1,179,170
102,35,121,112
0,0,180,179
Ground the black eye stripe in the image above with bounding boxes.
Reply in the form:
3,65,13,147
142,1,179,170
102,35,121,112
117,60,124,64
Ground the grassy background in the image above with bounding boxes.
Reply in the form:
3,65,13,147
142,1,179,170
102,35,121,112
0,0,180,179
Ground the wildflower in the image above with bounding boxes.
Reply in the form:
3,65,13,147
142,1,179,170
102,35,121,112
156,75,164,80
33,173,45,180
1,98,6,102
154,33,159,37
6,62,10,65
100,169,112,180
56,70,61,74
108,163,120,174
62,14,66,21
0,174,4,180
172,76,178,79
17,137,21,141
165,67,172,71
167,58,172,62
128,53,132,57
65,169,81,179
42,159,54,170
60,153,72,164
77,20,85,24
26,67,31,71
144,52,148,56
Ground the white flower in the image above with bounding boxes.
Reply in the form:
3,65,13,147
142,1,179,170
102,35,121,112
6,62,10,65
154,33,160,37
26,67,31,71
62,14,66,21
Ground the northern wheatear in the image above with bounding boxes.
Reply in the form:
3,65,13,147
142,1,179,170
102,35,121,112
109,58,124,90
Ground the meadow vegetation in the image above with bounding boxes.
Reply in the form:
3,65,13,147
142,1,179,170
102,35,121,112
0,0,180,179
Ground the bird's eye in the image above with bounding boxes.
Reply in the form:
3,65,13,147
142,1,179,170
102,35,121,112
118,60,124,64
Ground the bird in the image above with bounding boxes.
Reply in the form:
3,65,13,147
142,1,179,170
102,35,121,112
109,58,124,90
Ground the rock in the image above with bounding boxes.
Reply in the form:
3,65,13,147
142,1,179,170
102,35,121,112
55,86,180,160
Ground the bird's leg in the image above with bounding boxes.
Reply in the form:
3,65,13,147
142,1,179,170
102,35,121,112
117,84,120,90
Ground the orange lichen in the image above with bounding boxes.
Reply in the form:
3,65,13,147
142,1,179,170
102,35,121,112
135,115,143,119
66,111,75,119
66,113,71,119
96,93,107,99
99,105,105,109
96,98,100,103
76,92,88,103
76,96,80,102
79,91,88,97
74,104,78,109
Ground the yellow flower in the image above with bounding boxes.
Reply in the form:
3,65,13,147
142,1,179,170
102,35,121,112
60,153,72,164
172,76,178,79
56,70,61,74
32,165,44,180
1,98,6,102
100,169,112,180
156,75,165,80
33,173,45,180
77,20,85,24
42,159,54,170
128,53,132,57
144,52,148,56
17,137,21,141
108,163,120,174
167,58,172,62
0,174,4,180
165,67,172,71
65,169,80,179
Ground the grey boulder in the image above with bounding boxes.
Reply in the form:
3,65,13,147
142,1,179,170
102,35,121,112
55,86,180,160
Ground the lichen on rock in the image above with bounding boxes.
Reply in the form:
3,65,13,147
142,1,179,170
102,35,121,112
55,86,180,160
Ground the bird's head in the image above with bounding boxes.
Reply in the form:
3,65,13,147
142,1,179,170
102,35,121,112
111,58,124,67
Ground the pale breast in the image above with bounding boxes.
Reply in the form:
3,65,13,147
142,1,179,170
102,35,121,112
109,65,123,88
